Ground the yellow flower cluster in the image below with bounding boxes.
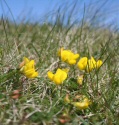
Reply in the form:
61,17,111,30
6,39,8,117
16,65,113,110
58,48,79,65
47,47,103,86
47,48,79,85
18,47,103,111
53,47,103,110
20,57,38,78
47,68,68,85
64,95,91,110
77,57,102,72
72,97,91,110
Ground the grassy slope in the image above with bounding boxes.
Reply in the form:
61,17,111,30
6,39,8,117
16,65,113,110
0,19,119,125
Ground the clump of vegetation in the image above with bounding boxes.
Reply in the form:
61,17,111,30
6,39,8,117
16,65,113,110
0,3,119,125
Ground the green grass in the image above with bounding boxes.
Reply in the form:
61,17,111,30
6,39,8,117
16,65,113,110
0,13,119,125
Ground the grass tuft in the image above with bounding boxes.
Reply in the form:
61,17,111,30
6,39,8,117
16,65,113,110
0,2,119,125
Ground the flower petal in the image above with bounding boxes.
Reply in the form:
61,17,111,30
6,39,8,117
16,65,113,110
68,60,76,65
96,60,103,68
77,57,88,70
47,71,54,81
23,57,30,64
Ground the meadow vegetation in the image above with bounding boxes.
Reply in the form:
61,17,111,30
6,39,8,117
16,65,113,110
0,5,119,125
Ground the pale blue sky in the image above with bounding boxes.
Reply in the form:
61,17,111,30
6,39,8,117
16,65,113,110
0,0,119,26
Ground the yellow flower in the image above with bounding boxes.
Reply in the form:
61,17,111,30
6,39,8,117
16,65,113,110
77,57,88,70
47,68,68,85
20,57,38,78
72,97,91,110
95,60,103,68
58,48,79,65
19,57,30,68
77,75,83,85
86,57,96,72
77,57,102,72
